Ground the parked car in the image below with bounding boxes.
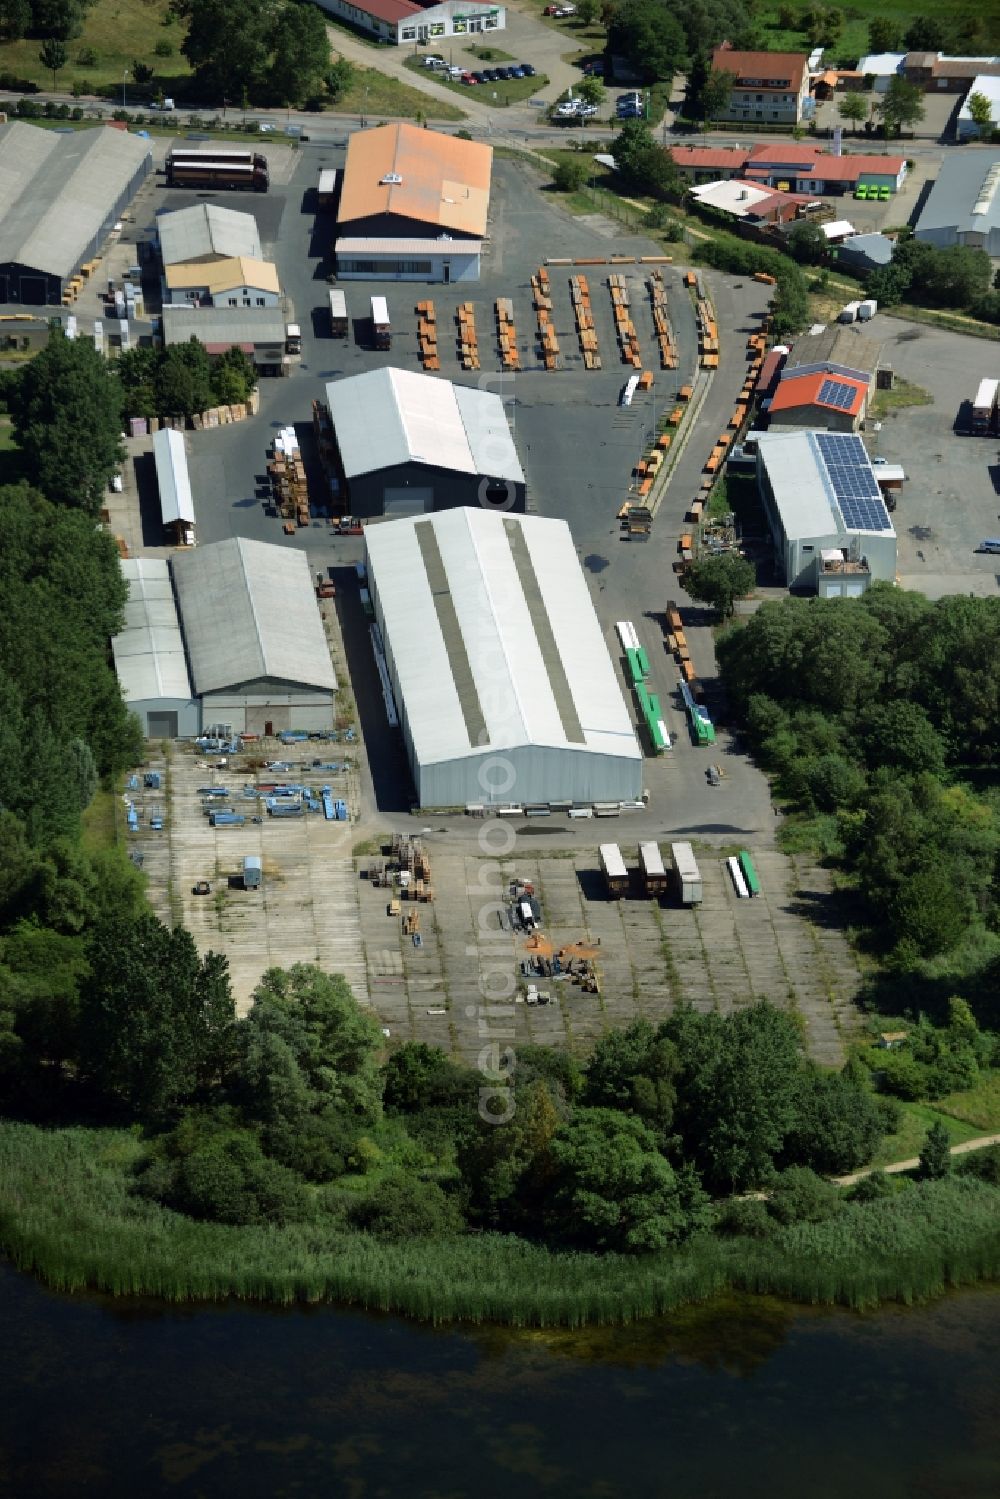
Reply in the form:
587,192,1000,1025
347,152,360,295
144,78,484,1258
472,71,487,82
257,121,276,132
706,766,721,787
461,72,478,84
422,54,446,67
520,63,536,76
576,101,599,117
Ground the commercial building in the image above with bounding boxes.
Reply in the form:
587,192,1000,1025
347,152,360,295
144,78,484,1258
957,76,1000,140
669,141,906,197
111,559,199,739
161,305,286,372
914,153,1000,253
833,231,895,274
755,430,896,594
903,52,1000,92
171,539,336,736
0,122,151,306
335,123,491,282
709,41,812,125
766,368,869,432
156,203,263,267
689,179,809,224
782,324,883,395
326,366,525,518
314,0,504,46
364,507,643,809
668,145,751,184
162,256,281,308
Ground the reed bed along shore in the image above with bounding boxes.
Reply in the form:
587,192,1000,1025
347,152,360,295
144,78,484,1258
3,1124,999,1328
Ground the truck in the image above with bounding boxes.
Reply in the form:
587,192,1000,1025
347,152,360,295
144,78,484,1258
329,288,348,338
857,298,877,321
599,843,629,897
285,323,301,355
971,378,999,436
243,855,262,889
210,811,246,827
317,167,339,210
838,300,861,324
165,150,269,193
371,295,391,350
639,841,669,896
360,586,374,619
670,842,702,906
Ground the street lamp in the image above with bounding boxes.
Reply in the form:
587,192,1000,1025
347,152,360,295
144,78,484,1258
122,69,128,110
361,84,369,128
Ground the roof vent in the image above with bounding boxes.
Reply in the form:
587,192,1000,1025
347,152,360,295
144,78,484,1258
380,172,403,186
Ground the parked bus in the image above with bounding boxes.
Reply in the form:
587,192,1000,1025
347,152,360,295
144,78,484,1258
166,149,269,192
738,849,761,897
727,855,749,899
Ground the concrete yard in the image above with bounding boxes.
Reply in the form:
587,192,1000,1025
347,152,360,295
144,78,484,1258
356,846,860,1066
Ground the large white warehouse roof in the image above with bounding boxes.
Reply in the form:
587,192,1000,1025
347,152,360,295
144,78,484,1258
327,367,524,484
756,429,894,540
365,507,641,772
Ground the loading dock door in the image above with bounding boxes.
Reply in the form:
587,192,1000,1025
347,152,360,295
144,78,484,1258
147,711,178,738
19,275,47,305
383,487,433,516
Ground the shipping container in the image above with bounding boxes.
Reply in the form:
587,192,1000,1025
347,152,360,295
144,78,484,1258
670,842,702,905
243,855,262,889
317,167,339,210
639,841,668,894
599,843,629,896
210,811,245,827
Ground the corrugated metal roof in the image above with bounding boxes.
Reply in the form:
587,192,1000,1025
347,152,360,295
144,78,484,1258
916,149,1000,236
171,539,336,696
365,509,642,770
164,255,279,293
161,304,285,348
326,368,523,483
157,203,262,265
111,558,193,703
785,325,882,377
337,123,492,237
153,428,195,527
0,122,150,279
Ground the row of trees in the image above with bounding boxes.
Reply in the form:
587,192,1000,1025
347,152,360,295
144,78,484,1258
0,0,94,42
117,340,257,420
717,588,1000,960
173,0,333,109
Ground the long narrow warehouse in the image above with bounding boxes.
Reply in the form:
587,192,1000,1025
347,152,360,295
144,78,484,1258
364,508,643,809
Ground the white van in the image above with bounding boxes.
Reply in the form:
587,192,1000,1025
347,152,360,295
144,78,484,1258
981,539,1000,554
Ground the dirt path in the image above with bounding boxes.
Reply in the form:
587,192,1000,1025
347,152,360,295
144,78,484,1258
834,1133,1000,1186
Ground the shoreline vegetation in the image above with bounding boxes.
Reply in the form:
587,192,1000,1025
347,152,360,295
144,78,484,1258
3,1123,999,1328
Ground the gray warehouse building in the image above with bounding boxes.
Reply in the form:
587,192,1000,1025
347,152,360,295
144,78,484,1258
755,430,897,595
156,203,263,268
112,541,337,739
364,508,643,809
327,367,525,518
111,559,200,738
0,122,152,306
914,153,1000,254
171,539,337,736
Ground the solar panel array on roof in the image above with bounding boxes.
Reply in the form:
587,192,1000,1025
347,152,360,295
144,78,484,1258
818,377,857,411
815,432,892,532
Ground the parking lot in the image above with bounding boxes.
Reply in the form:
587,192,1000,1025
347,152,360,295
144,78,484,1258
867,315,1000,597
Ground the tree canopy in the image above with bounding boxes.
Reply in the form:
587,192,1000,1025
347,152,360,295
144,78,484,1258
177,0,330,107
6,330,124,514
683,552,755,618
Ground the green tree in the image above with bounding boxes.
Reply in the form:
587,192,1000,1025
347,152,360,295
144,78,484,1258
39,37,67,89
965,92,993,135
577,75,606,108
156,339,215,418
607,0,687,84
211,346,257,406
867,17,901,52
767,1165,842,1224
0,0,31,42
784,1066,884,1174
268,0,330,107
865,260,911,307
664,1002,804,1193
349,1173,465,1240
919,1120,952,1179
554,157,588,192
547,1108,708,1252
614,119,682,199
6,331,124,514
325,56,353,104
458,1078,563,1229
787,217,826,264
700,65,733,123
382,1041,478,1113
131,60,154,87
138,1112,310,1225
179,0,272,103
878,76,925,136
903,15,945,51
838,90,868,134
32,0,86,40
683,551,755,618
78,911,237,1119
575,0,597,22
583,1018,678,1141
66,737,98,813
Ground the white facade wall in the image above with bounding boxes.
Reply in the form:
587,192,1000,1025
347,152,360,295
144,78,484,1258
128,696,201,739
201,687,334,736
336,245,481,283
315,0,504,45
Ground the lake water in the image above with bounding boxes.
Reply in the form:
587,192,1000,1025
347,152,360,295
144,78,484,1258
3,1261,1000,1497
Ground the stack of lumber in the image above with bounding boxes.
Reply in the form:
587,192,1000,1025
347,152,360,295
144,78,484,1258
495,297,521,371
456,302,480,371
416,299,439,371
531,268,559,370
609,273,641,366
569,273,601,370
647,271,677,370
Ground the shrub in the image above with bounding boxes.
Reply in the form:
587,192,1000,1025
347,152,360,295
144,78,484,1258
348,1174,465,1240
767,1167,843,1226
154,40,174,58
715,1196,773,1237
554,158,588,192
76,47,98,67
